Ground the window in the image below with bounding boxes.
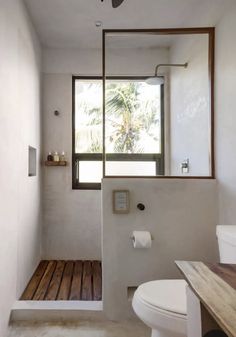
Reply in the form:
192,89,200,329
72,77,164,190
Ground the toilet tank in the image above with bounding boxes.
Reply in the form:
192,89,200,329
217,226,236,263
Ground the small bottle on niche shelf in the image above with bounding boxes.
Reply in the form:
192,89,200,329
60,151,66,162
53,151,60,162
47,152,53,161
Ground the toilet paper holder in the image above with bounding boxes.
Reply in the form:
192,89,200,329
130,235,154,241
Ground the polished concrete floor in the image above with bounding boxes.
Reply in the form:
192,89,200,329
8,320,150,337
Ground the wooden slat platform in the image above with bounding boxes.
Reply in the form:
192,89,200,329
20,260,102,301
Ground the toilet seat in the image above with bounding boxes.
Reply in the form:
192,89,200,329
132,279,187,337
136,279,187,316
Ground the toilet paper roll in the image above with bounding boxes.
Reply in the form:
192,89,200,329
132,231,152,249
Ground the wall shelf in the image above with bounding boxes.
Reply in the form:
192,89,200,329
45,161,68,167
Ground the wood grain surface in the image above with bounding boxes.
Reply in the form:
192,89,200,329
21,260,102,301
176,261,236,337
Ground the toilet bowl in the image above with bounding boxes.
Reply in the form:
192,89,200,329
132,279,187,337
132,225,236,337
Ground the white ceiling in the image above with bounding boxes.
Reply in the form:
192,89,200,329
24,0,234,49
105,34,175,49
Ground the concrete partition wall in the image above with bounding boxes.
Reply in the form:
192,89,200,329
102,179,218,320
0,1,42,335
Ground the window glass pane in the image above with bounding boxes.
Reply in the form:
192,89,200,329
79,161,103,183
106,161,156,176
73,78,164,187
75,80,102,153
75,80,161,155
105,80,161,154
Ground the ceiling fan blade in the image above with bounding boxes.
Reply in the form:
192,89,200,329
112,0,125,8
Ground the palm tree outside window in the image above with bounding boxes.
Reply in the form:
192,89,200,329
72,76,164,190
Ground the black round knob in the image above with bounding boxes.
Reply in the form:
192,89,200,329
54,110,60,116
137,203,145,211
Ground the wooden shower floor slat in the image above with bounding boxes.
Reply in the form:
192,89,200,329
20,260,102,301
20,261,49,300
57,261,74,300
92,261,103,301
69,261,83,300
45,261,65,300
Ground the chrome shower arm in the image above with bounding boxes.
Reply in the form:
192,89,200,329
155,63,188,76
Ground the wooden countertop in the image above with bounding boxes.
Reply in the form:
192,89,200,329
176,261,236,337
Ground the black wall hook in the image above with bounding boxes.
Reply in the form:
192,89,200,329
137,203,145,211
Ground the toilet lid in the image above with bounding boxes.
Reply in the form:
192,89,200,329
136,279,187,315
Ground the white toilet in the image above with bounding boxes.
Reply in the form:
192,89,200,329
132,225,236,337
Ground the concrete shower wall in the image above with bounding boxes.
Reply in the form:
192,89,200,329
169,35,210,176
42,47,169,259
42,74,102,260
43,47,169,76
0,0,42,335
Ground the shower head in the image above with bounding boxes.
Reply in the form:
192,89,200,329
146,62,188,86
146,76,165,86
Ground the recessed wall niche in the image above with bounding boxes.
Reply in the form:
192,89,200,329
28,146,37,177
